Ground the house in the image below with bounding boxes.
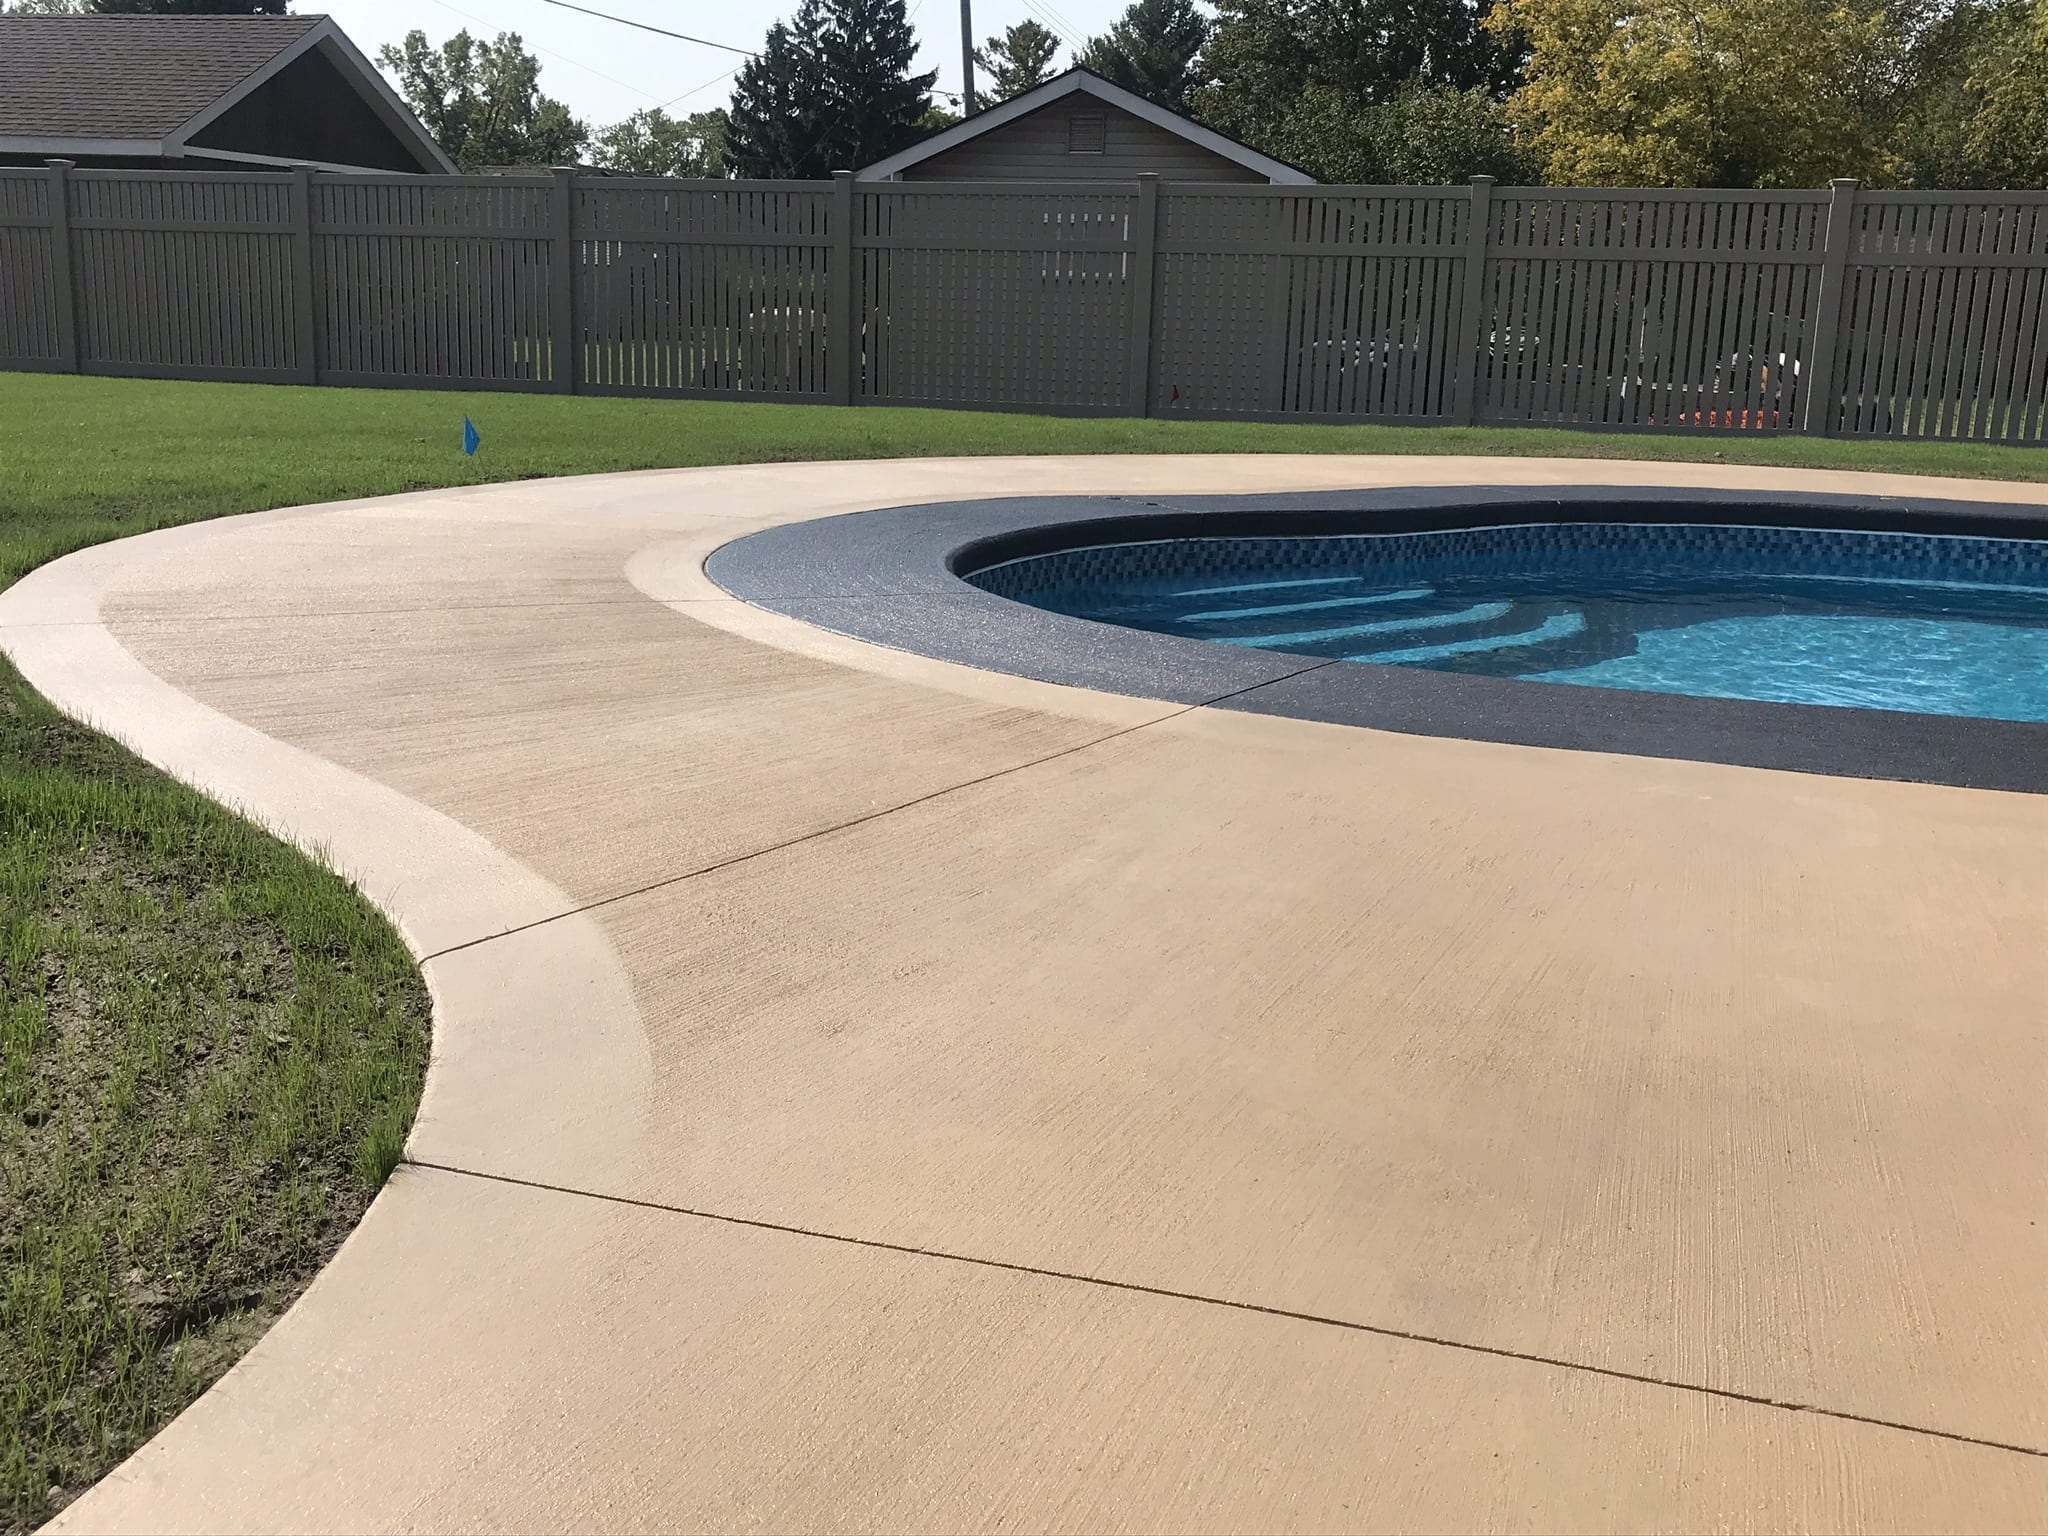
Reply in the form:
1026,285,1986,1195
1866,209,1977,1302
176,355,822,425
858,68,1312,185
0,14,453,174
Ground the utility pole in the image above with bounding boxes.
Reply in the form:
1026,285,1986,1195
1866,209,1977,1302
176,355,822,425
959,0,977,114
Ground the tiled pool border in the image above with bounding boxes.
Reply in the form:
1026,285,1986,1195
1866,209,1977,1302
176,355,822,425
706,485,2048,793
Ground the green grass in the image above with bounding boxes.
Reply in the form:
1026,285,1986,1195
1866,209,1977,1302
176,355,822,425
0,671,429,1532
0,371,2041,1531
5,372,2043,588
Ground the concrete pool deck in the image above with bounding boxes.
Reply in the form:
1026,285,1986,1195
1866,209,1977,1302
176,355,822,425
3,455,2044,1533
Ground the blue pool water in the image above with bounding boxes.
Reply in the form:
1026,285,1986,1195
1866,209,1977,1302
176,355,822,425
968,523,2048,722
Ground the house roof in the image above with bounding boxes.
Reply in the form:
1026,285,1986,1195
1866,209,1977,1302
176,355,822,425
856,68,1314,185
0,14,454,172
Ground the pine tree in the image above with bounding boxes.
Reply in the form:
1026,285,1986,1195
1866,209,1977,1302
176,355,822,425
1080,0,1210,113
975,19,1063,101
728,14,831,178
817,0,936,167
727,0,934,177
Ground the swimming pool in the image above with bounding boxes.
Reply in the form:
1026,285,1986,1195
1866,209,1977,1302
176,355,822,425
968,523,2048,723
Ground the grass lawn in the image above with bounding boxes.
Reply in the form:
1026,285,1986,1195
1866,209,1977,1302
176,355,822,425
0,371,2042,1531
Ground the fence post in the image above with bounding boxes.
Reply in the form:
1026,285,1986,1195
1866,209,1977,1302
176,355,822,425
829,170,855,406
44,159,79,373
290,166,319,385
550,167,577,393
1450,174,1494,426
1802,177,1859,436
1124,174,1161,417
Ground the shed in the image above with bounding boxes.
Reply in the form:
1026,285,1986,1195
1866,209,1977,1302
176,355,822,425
858,68,1312,185
0,14,454,174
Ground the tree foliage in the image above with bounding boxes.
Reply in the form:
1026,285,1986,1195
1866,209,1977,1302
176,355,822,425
590,109,730,178
1898,0,2048,187
727,0,935,177
1484,0,1917,186
1081,0,1212,113
377,30,587,172
976,19,1063,100
1196,0,1520,178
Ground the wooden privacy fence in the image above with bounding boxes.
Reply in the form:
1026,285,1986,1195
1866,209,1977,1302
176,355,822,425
3,163,2046,440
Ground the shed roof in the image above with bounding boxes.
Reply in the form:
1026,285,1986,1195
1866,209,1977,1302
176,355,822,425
0,14,453,172
0,14,324,139
857,68,1314,184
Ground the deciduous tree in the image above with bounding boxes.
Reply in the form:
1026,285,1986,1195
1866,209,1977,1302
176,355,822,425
1485,0,1915,186
1900,0,2048,186
377,30,587,172
591,108,730,178
1196,0,1520,173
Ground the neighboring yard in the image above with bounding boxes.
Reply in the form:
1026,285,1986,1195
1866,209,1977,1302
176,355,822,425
0,371,2043,1532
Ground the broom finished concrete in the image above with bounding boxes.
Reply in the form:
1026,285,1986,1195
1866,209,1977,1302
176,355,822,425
3,457,2043,1533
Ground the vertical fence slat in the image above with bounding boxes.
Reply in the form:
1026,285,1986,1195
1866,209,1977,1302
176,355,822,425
1451,175,1492,425
45,160,79,373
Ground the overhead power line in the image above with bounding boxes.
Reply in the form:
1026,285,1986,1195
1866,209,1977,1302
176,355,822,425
536,0,757,56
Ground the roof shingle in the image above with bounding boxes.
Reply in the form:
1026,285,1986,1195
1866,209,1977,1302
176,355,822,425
0,14,324,141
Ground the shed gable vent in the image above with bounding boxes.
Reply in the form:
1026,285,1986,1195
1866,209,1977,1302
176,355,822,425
1067,111,1107,154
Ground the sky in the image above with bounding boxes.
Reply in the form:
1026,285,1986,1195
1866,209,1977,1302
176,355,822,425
311,0,1129,131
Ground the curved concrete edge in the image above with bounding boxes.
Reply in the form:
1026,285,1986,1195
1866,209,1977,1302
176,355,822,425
642,454,2048,715
7,453,2048,1533
699,484,2048,792
0,506,652,1201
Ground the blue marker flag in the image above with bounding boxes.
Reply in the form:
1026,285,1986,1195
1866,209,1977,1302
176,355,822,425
462,415,480,456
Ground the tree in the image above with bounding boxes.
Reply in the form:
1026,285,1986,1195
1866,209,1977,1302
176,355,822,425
1196,0,1522,173
727,18,828,179
1081,0,1211,113
377,30,587,171
4,0,85,13
1484,0,1915,187
1362,81,1533,181
1900,0,2048,187
1965,0,2048,185
87,0,284,11
591,108,729,177
727,0,935,177
975,19,1062,101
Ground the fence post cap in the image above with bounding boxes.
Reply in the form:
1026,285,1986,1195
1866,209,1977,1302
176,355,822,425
1829,177,1860,190
1468,174,1497,186
44,158,75,170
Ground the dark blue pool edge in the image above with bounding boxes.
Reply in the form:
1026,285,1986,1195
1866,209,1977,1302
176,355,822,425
705,485,2048,794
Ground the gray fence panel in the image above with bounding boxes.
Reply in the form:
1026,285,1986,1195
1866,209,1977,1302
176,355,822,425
576,179,831,399
858,183,1136,411
1151,188,1278,415
2,168,2043,442
68,171,299,381
1154,187,1469,421
1479,190,1829,432
0,170,60,370
1831,193,2048,441
312,176,555,389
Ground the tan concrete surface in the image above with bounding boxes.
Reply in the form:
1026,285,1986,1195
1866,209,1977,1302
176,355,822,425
3,456,2044,1532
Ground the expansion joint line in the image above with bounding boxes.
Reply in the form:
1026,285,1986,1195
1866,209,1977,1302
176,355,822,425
406,1159,2047,1463
416,657,1342,963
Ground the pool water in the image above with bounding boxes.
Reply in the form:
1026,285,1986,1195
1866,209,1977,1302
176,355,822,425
970,523,2048,722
